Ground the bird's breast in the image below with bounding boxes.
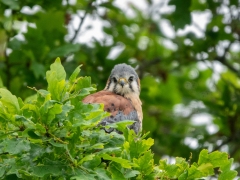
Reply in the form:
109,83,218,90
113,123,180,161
82,90,142,133
82,90,136,116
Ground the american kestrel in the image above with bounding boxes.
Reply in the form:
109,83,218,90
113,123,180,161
83,63,142,133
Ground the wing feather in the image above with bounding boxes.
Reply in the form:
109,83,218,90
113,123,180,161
83,90,140,133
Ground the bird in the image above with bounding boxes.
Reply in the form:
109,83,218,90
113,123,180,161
82,63,142,134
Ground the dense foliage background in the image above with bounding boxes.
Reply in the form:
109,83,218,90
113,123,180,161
0,59,237,179
1,0,240,176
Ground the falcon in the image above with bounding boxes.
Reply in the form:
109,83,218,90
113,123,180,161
83,63,142,133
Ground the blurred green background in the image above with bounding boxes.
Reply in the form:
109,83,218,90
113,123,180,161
1,0,240,174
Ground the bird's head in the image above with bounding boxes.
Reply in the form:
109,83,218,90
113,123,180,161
104,63,140,96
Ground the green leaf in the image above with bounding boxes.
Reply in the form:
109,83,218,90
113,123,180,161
26,130,41,139
70,169,96,180
168,0,191,29
85,109,107,121
30,61,45,79
40,100,62,124
101,154,132,168
190,0,207,11
49,139,67,148
98,147,121,154
91,143,104,149
0,101,15,122
1,0,20,10
69,65,82,84
219,169,238,180
198,149,229,168
0,139,30,154
36,11,65,32
95,168,111,180
1,159,16,176
79,154,95,165
208,151,229,168
124,169,140,178
107,162,125,179
178,171,188,180
15,115,36,129
159,159,168,170
128,137,154,159
56,101,74,120
46,58,66,101
47,58,66,81
166,164,181,178
0,88,20,114
75,76,92,91
0,166,8,178
0,77,3,88
48,44,81,58
107,120,134,133
187,164,203,179
133,150,154,175
31,164,64,177
175,157,189,169
219,158,238,180
83,156,101,169
197,163,214,176
36,123,46,134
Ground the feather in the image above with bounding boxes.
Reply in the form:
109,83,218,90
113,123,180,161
83,90,141,133
83,63,142,133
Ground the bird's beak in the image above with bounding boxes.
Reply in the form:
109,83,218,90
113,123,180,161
118,78,127,87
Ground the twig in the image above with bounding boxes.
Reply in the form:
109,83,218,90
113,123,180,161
230,144,240,158
138,58,161,78
70,1,93,43
192,22,205,34
214,41,240,77
219,60,240,76
213,137,232,151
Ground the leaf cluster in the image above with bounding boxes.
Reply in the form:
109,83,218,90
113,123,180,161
0,59,238,179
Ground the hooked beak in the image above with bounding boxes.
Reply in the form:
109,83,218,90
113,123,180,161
118,78,127,87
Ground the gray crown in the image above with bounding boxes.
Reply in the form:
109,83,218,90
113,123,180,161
110,63,138,78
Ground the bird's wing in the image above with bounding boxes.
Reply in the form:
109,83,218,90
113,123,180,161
82,90,140,133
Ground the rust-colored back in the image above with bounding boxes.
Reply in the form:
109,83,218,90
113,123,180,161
82,90,135,116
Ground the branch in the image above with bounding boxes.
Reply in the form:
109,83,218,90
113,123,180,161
69,1,93,43
213,137,232,151
137,58,161,79
192,22,205,34
223,61,240,75
215,42,240,77
230,144,240,158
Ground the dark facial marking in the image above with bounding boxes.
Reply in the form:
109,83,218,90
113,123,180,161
129,83,134,92
113,77,117,83
106,79,111,90
128,76,134,82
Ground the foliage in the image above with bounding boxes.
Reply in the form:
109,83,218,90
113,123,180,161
0,59,238,179
1,0,240,177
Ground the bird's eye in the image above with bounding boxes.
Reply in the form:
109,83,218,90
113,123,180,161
128,76,134,82
113,77,117,83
